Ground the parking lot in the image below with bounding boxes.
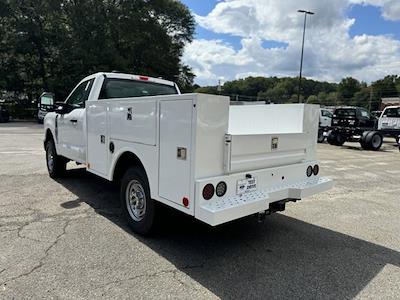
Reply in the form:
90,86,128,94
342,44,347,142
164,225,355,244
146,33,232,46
0,122,399,299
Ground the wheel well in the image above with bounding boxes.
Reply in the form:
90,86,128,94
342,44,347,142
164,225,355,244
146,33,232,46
44,129,53,149
45,129,53,142
113,152,147,183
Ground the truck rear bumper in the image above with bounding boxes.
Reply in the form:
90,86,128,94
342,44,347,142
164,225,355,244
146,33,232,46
195,175,333,227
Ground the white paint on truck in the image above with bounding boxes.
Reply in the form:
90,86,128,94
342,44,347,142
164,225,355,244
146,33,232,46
44,72,333,233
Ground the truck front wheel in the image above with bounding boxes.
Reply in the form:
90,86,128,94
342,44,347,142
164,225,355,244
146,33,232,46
45,138,66,178
120,167,155,235
327,131,337,145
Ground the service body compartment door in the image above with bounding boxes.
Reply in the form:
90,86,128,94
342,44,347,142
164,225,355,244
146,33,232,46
86,101,108,176
108,99,157,146
159,100,193,206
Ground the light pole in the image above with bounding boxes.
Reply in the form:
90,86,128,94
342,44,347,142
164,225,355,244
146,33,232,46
297,9,314,103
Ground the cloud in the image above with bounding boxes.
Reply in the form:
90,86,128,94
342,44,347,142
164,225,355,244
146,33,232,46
183,0,400,85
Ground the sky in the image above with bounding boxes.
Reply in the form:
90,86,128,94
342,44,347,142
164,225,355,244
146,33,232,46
180,0,400,86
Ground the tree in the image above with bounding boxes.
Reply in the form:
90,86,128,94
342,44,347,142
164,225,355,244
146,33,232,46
306,95,318,104
0,0,195,101
338,77,361,100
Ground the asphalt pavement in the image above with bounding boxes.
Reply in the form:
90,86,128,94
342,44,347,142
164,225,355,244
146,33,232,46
0,122,399,299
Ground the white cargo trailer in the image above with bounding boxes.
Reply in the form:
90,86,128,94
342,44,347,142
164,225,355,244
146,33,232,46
44,73,333,234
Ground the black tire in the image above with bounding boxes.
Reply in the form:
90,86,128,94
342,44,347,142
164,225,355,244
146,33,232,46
365,131,383,151
317,129,325,143
335,133,346,146
327,131,337,145
393,135,400,144
360,131,370,149
120,167,155,235
45,138,67,178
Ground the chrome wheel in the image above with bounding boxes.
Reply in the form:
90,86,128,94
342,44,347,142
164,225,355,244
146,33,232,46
125,180,146,222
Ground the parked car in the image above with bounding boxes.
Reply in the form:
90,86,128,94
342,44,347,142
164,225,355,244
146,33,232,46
44,72,332,235
0,105,10,123
38,92,54,124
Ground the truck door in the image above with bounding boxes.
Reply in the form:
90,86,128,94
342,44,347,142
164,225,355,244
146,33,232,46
320,110,332,127
58,79,94,163
159,100,193,206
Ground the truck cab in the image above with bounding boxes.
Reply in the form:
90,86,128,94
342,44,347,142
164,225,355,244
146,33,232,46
319,108,332,128
378,106,400,143
44,72,332,235
46,73,180,163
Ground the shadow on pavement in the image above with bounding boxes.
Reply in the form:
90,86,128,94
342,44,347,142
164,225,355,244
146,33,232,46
57,168,400,299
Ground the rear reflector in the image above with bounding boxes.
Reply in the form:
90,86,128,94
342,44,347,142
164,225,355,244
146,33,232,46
306,166,313,177
313,165,319,176
182,197,189,207
139,76,149,81
216,181,227,197
202,184,215,200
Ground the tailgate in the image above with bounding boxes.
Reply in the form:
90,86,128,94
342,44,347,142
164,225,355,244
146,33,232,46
224,104,318,173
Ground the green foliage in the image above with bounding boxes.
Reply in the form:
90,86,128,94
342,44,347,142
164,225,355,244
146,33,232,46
195,74,398,110
0,0,195,101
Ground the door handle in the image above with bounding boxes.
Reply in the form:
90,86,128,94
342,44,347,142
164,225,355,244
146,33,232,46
70,119,78,123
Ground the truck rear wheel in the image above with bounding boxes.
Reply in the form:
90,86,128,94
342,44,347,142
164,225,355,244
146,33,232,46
45,138,66,178
120,167,155,235
365,131,383,151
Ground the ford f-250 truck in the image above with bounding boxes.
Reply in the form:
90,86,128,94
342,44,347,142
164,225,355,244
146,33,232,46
44,72,333,234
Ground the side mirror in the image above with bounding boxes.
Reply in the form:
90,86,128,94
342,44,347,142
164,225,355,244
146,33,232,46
54,102,70,115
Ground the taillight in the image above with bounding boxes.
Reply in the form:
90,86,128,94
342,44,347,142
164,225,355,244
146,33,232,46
139,76,149,81
202,184,214,200
306,166,313,177
313,165,319,176
182,197,189,207
216,181,227,197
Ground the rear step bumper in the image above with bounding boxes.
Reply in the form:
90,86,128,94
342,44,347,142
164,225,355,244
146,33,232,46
196,177,333,226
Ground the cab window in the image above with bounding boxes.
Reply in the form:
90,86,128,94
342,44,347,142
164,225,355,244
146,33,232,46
322,110,332,118
335,109,356,117
383,108,400,118
359,109,370,118
99,78,178,100
66,79,94,108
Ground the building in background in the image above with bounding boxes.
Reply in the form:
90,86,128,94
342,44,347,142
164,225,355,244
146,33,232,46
381,97,400,110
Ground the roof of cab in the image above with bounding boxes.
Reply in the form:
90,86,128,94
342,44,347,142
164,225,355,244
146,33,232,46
80,72,176,87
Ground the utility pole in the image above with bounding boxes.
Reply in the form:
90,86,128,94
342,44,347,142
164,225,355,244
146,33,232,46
217,79,222,94
297,10,314,103
369,86,373,112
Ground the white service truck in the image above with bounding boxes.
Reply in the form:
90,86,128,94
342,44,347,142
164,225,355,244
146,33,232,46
378,106,400,144
44,72,333,234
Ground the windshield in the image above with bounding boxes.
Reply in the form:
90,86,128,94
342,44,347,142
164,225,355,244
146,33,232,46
335,109,356,117
383,108,400,118
99,79,178,99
